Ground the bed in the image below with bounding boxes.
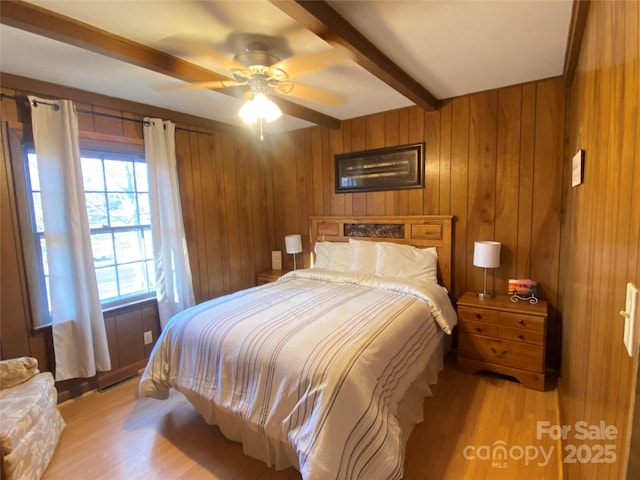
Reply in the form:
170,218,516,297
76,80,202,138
139,215,456,480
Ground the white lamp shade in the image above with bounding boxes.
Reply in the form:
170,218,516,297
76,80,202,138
253,93,282,123
238,98,257,124
238,93,282,124
285,234,302,254
473,241,501,268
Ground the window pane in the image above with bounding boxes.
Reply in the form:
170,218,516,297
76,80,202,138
26,149,154,312
143,229,154,260
91,233,115,268
40,237,49,276
135,162,148,192
81,157,105,191
32,192,44,232
118,262,147,296
138,193,150,225
114,230,144,263
147,260,156,289
86,193,108,228
44,276,51,312
105,159,134,192
28,153,40,191
108,192,137,226
95,266,118,301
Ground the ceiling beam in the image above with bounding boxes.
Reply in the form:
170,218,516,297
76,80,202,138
0,0,340,128
271,0,439,112
563,0,590,88
0,72,241,134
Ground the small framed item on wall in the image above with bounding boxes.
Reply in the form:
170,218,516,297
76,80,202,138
335,143,425,193
509,279,539,304
572,149,585,187
271,251,282,271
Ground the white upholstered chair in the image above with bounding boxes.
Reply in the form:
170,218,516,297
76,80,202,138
0,357,65,480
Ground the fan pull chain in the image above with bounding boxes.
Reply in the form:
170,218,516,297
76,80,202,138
259,117,264,141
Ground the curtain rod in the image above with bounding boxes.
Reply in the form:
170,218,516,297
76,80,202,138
0,93,212,136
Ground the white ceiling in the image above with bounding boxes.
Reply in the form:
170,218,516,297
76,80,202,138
0,0,574,133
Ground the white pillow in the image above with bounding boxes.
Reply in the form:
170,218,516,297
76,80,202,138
313,242,330,269
349,239,377,275
328,242,352,272
312,241,352,271
375,242,438,283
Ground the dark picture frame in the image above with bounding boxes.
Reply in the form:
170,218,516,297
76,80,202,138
335,143,425,193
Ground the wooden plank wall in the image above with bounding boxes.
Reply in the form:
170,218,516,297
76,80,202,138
265,77,565,369
0,80,270,376
560,1,640,478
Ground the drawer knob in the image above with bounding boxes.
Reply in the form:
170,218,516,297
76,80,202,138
491,347,507,358
518,319,525,325
518,334,525,340
475,313,482,320
475,327,483,333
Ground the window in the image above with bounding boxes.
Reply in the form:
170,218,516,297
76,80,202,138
25,148,156,318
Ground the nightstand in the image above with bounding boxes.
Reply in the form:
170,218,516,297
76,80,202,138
456,292,548,390
256,269,287,285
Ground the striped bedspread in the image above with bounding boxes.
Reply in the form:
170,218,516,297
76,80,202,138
139,269,456,480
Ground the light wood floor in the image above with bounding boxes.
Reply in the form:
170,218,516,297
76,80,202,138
43,354,561,480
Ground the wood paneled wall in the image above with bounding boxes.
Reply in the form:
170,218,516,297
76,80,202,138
0,79,271,383
560,1,640,478
174,127,269,301
264,77,565,368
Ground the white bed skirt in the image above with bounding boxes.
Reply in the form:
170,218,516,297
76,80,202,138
178,329,449,473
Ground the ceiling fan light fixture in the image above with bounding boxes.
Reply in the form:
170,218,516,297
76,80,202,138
238,92,282,125
238,98,258,124
254,93,282,123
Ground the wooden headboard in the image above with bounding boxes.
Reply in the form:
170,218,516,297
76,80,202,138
310,215,453,292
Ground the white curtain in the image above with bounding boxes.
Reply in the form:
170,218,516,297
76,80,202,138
143,118,195,329
28,96,111,381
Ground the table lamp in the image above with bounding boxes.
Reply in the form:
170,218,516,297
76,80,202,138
285,234,302,270
473,241,501,298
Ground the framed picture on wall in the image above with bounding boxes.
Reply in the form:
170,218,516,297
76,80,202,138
335,143,425,193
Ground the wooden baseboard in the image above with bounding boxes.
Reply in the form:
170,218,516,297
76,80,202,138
97,359,148,390
56,377,98,403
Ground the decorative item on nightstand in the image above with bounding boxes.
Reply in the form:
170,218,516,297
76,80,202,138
473,241,501,298
285,234,302,270
508,279,539,304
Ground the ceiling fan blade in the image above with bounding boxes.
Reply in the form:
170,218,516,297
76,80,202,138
156,34,244,70
159,80,246,91
271,44,353,79
276,82,346,107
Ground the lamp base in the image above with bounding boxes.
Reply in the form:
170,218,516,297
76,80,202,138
476,267,494,299
476,292,494,299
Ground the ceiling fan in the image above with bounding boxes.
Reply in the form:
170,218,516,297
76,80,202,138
186,42,349,103
162,39,352,136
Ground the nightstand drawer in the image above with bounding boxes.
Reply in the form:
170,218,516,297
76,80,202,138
499,312,544,331
499,325,544,345
458,334,544,372
458,318,499,337
458,306,499,324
